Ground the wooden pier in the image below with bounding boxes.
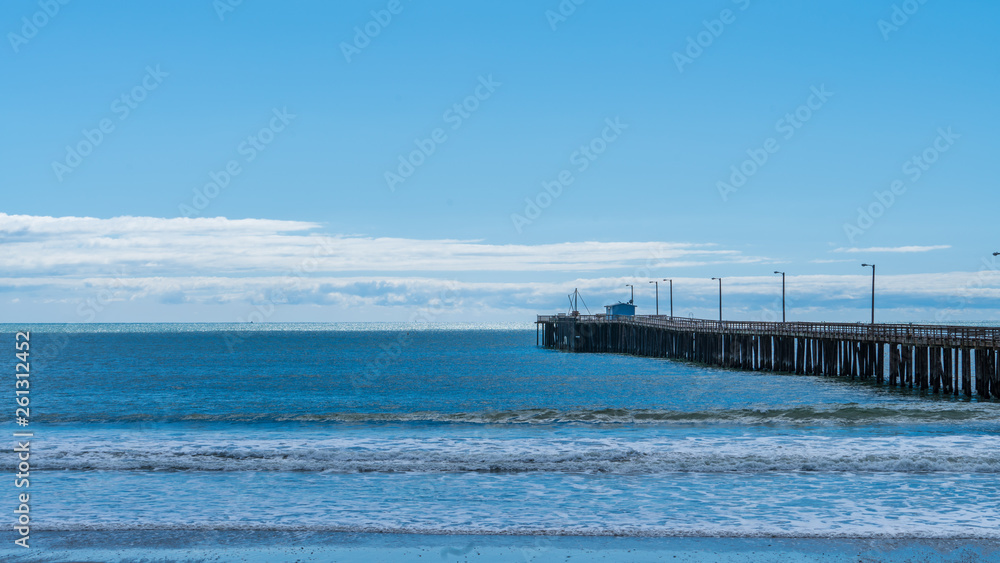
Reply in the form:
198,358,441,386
536,314,1000,398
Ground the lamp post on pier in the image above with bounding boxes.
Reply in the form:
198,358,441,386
711,277,722,323
649,281,659,315
663,279,673,319
773,271,785,322
625,284,634,305
861,263,875,324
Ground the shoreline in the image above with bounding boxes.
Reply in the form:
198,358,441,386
5,532,1000,562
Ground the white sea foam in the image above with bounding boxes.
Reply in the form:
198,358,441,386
26,453,1000,539
28,522,1000,539
28,433,1000,474
37,403,1000,425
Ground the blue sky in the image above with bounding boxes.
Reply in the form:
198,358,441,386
2,0,999,323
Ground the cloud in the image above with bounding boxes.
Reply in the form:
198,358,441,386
832,245,951,254
0,213,764,276
5,270,1000,312
3,214,999,323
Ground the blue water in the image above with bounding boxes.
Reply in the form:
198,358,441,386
5,324,1000,540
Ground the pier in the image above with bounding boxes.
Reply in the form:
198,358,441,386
536,314,1000,398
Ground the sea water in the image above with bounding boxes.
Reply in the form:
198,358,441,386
3,324,999,559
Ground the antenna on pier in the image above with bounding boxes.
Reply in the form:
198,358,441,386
566,288,591,316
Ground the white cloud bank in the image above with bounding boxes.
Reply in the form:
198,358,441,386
833,245,952,254
0,213,759,275
0,214,997,323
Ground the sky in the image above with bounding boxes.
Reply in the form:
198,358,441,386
2,0,999,323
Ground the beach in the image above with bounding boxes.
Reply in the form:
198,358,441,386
4,324,1000,561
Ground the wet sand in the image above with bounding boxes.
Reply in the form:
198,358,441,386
5,532,1000,562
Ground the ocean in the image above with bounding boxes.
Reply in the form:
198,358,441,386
4,323,1000,561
